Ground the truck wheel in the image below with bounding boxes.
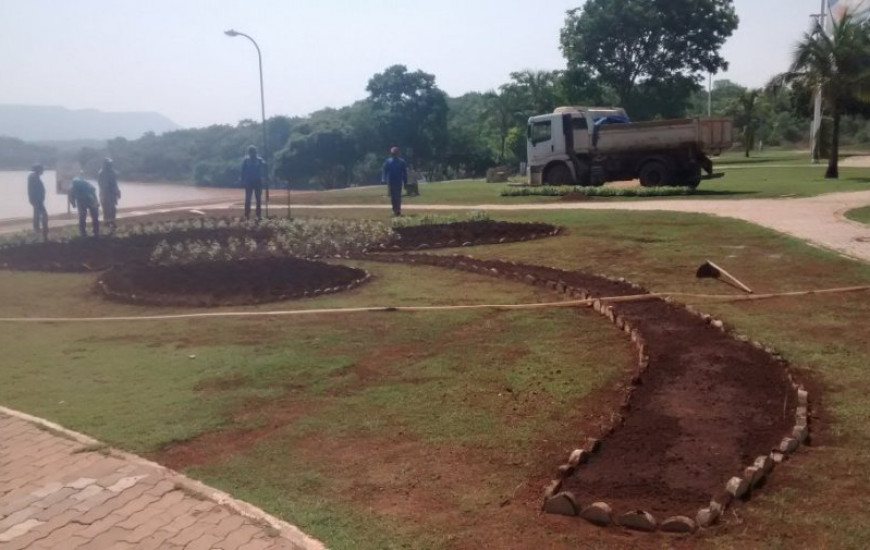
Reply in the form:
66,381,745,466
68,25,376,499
685,166,702,189
545,163,573,186
639,161,670,187
575,160,591,186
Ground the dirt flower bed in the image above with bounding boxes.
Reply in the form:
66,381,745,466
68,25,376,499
0,216,390,273
0,226,274,272
97,256,369,307
95,220,556,307
389,220,558,250
363,251,799,528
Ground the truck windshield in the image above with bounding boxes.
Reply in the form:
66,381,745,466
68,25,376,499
529,121,552,144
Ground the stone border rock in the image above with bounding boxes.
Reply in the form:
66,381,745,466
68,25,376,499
360,250,809,534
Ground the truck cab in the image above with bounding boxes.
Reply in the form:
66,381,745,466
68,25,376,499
527,107,629,185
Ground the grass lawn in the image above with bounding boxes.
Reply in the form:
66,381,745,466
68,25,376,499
290,150,870,207
3,208,870,548
0,255,636,549
845,204,870,225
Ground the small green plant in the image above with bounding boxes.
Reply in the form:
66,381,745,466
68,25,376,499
467,210,492,222
148,218,394,266
0,226,81,249
391,211,492,228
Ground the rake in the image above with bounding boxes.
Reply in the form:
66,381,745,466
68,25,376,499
696,260,754,294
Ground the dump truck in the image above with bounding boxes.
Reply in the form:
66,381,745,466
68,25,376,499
526,106,733,188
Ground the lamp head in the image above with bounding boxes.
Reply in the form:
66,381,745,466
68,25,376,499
224,29,239,37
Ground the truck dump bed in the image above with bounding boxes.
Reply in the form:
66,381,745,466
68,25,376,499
595,117,733,155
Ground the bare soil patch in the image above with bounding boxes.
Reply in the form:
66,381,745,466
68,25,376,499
97,256,368,307
155,393,317,470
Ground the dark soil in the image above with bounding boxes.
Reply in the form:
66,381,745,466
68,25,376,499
364,252,796,520
390,221,558,250
0,226,274,272
0,220,552,271
568,296,793,518
97,256,368,307
3,215,798,521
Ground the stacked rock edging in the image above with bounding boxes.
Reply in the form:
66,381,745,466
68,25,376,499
361,249,809,534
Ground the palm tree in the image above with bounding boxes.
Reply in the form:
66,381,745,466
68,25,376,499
727,89,762,157
776,14,870,178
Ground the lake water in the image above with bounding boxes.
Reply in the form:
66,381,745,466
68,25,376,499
0,171,236,221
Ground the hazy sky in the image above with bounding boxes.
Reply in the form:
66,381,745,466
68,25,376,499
0,0,830,128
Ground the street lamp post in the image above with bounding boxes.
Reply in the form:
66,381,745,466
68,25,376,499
224,29,272,217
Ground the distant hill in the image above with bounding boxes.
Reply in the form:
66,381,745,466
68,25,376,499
0,104,181,141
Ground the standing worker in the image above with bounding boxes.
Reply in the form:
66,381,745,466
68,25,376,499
27,164,48,241
97,158,121,231
240,145,266,220
69,175,100,237
382,146,407,216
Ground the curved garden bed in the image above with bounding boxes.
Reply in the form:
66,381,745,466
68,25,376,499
388,220,559,250
363,251,807,532
0,226,274,272
97,256,369,307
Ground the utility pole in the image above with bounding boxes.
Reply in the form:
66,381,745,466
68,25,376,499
708,73,713,116
810,0,828,164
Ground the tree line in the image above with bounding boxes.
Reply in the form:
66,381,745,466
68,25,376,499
6,1,870,183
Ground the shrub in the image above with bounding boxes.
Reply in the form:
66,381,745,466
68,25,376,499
500,186,695,198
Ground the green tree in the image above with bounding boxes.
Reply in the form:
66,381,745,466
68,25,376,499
727,89,763,157
775,14,870,178
267,115,294,157
274,122,361,189
0,137,56,170
483,89,523,163
501,70,562,116
558,67,609,106
366,65,448,168
686,79,746,116
445,93,495,176
560,0,738,118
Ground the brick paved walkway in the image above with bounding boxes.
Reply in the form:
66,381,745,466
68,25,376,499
0,409,326,550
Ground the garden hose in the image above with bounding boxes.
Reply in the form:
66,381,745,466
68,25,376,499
0,285,868,323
